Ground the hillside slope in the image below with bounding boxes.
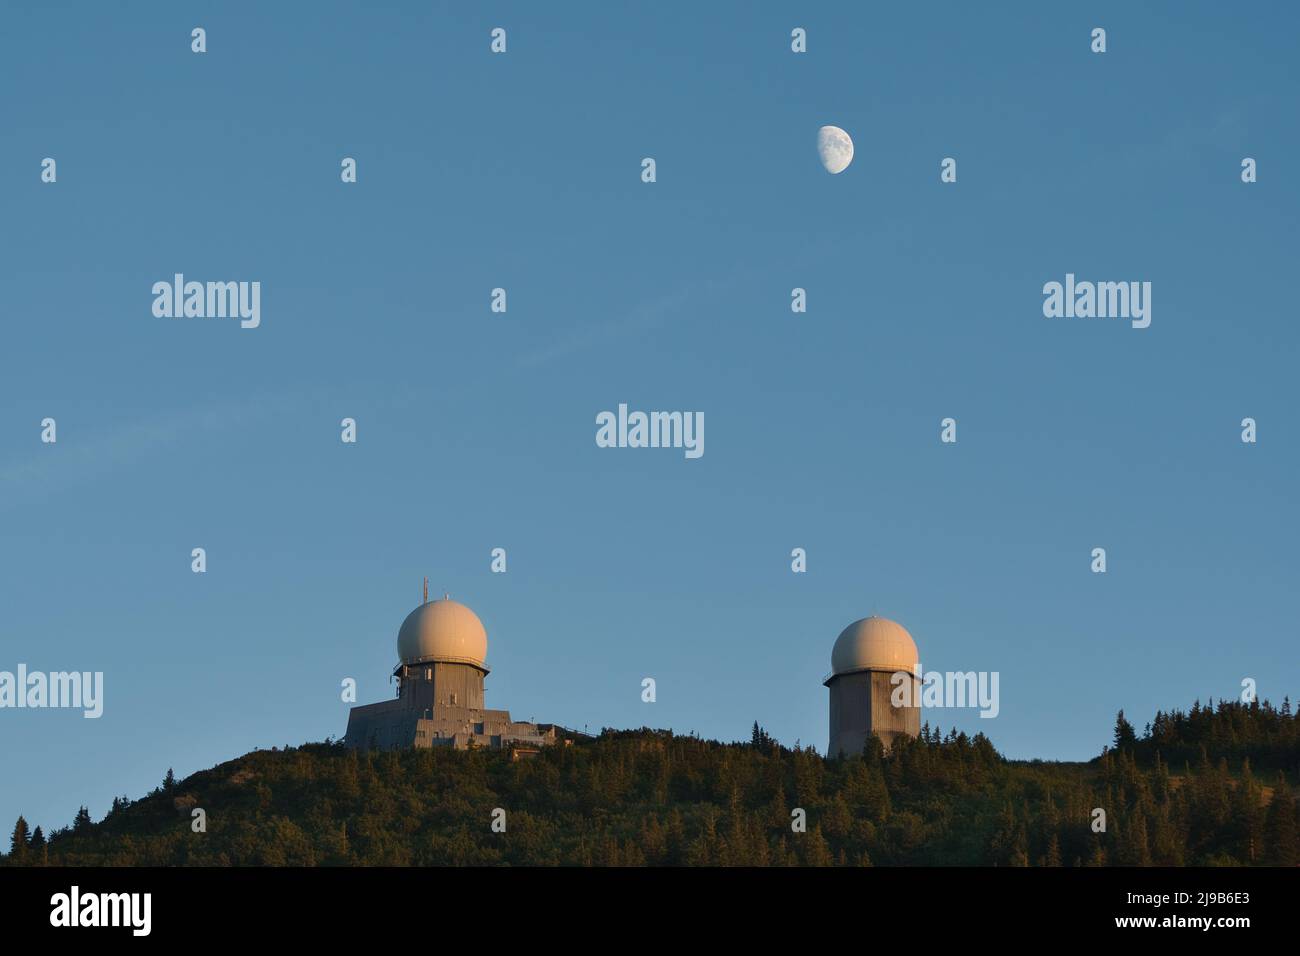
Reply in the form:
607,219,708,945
6,700,1298,866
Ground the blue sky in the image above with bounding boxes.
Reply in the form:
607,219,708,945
2,2,1297,834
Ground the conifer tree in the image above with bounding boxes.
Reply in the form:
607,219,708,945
1113,710,1137,752
1042,833,1062,867
1123,808,1152,866
1264,775,1298,866
801,824,833,866
1234,758,1263,863
8,817,30,861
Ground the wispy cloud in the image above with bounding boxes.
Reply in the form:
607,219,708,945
515,280,724,369
0,394,284,506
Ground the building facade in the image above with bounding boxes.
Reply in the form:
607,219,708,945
345,592,570,753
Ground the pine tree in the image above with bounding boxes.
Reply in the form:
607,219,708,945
725,786,751,865
800,825,833,866
1113,710,1137,752
27,826,47,867
73,806,92,834
1041,833,1062,867
8,817,30,861
1147,802,1183,866
163,768,176,791
640,816,667,864
621,839,646,867
1234,757,1264,864
1264,775,1298,866
1122,808,1152,866
988,802,1020,865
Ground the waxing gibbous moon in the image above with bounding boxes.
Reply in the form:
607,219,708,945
817,125,854,174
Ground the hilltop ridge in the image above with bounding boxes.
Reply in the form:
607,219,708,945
5,699,1297,867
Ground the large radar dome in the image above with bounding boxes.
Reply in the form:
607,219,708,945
830,616,919,677
397,597,488,668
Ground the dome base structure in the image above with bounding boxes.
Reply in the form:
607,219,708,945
345,594,587,755
825,669,921,757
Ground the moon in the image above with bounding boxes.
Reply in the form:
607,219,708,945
817,125,854,174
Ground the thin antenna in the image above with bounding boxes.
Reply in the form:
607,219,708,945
423,577,428,603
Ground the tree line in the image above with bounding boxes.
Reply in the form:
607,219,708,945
5,699,1296,866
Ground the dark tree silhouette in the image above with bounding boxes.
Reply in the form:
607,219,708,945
8,817,30,861
1113,710,1137,752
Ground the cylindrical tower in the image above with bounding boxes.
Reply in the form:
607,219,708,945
824,616,920,757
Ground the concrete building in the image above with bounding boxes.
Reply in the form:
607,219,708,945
824,616,921,757
345,589,574,754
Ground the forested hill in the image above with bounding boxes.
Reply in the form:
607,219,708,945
5,698,1298,867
